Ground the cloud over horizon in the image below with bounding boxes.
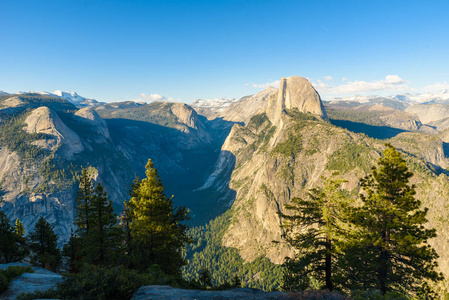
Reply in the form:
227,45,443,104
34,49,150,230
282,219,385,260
424,82,449,91
133,93,179,103
312,75,412,95
251,80,281,89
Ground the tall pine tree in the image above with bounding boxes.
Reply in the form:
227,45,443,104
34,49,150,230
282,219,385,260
71,168,122,267
279,175,351,291
125,159,192,275
29,216,61,271
75,167,97,237
86,184,122,266
349,144,443,297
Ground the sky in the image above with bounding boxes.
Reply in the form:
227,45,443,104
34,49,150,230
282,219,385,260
1,0,448,103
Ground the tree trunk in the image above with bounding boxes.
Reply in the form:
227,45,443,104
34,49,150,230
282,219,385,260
325,234,333,291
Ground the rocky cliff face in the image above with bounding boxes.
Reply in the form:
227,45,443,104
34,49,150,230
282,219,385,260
266,76,327,126
405,103,449,124
25,106,84,158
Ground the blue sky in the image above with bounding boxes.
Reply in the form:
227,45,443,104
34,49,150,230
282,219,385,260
1,0,448,102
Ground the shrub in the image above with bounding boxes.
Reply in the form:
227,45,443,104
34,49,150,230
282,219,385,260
286,289,348,299
351,289,409,300
0,266,34,294
0,273,8,294
17,289,59,300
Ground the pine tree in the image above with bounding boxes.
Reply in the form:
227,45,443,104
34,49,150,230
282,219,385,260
0,211,28,263
349,144,443,297
232,274,241,288
86,183,122,266
125,159,192,275
75,168,95,238
15,218,25,237
62,229,81,272
72,168,122,267
29,216,61,270
0,198,28,263
279,175,350,291
198,267,212,289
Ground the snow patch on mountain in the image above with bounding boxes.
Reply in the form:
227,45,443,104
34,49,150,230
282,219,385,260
328,90,449,105
18,90,103,107
393,90,449,104
191,98,237,112
328,95,373,103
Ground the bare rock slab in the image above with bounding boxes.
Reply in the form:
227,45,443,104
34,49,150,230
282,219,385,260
131,285,287,300
0,263,62,300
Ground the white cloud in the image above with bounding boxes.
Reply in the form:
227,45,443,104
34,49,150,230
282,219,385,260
243,83,249,87
312,75,411,95
134,93,179,103
424,82,449,91
342,77,348,82
324,76,333,81
251,80,281,89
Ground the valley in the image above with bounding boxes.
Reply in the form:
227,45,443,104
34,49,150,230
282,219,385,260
1,77,449,294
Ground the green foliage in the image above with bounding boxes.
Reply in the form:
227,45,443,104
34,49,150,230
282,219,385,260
345,144,443,297
96,101,180,128
0,110,49,162
286,108,319,122
326,108,386,126
327,142,372,172
0,266,34,294
15,93,77,112
272,133,302,159
286,289,348,299
71,169,123,267
279,176,351,291
16,289,59,300
18,264,168,300
62,229,81,273
0,109,80,195
14,218,25,237
198,267,212,288
29,216,61,271
183,211,284,291
0,272,7,294
35,157,79,193
125,159,192,275
232,274,241,288
351,289,410,300
0,210,28,263
248,113,270,129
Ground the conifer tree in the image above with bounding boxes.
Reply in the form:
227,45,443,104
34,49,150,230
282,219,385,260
232,274,241,288
0,200,28,263
62,229,81,272
75,168,95,238
87,184,122,266
15,218,25,237
125,159,192,275
349,144,443,297
198,267,212,289
279,175,350,291
29,216,61,270
72,168,122,267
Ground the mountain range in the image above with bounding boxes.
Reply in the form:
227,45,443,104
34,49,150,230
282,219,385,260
1,78,449,291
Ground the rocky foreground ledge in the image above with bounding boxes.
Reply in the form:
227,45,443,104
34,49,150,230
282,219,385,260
131,285,287,300
0,263,62,300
